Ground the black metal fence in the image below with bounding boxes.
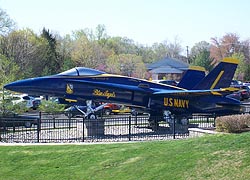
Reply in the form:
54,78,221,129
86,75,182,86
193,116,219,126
0,113,216,143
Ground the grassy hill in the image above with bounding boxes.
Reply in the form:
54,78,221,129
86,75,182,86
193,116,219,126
1,133,250,180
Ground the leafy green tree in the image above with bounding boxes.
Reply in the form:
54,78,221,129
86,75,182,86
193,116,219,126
118,54,137,76
131,56,147,78
0,29,49,78
190,50,213,71
135,45,156,63
106,54,146,78
105,53,121,74
71,30,106,69
233,53,245,80
57,34,74,71
244,64,250,81
0,93,28,115
95,24,108,47
105,36,137,55
39,100,65,114
0,54,19,87
41,28,61,75
189,41,210,63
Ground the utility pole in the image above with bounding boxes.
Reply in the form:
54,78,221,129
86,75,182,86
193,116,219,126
186,46,189,64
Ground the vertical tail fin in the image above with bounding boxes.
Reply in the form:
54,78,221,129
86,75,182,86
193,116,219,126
177,66,206,89
193,57,239,90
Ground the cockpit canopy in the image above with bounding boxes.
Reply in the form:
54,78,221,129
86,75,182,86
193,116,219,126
58,67,106,76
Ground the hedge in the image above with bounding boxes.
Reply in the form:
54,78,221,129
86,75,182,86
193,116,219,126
216,114,250,133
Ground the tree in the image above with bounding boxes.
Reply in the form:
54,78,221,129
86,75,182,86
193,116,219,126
39,100,65,114
0,8,15,35
210,33,250,80
56,34,75,71
191,50,213,71
135,45,156,63
189,41,213,71
151,42,169,60
0,29,48,78
0,54,19,87
118,54,137,77
41,28,62,75
190,41,210,59
165,37,183,59
151,38,183,61
105,53,121,74
105,36,137,55
0,97,28,115
95,24,108,47
71,30,106,69
210,33,241,64
233,52,246,80
106,54,147,78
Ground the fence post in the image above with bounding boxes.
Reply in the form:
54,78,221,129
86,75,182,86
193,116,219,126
128,116,131,141
82,117,85,142
173,115,176,139
68,116,71,129
37,111,41,143
213,113,216,127
53,117,56,129
135,113,137,126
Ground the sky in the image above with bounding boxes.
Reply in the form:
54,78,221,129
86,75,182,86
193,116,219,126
1,0,250,49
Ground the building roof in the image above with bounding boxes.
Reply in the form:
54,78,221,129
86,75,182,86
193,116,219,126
147,57,189,71
149,66,183,74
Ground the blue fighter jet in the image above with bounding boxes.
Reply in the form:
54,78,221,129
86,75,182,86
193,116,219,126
4,57,242,128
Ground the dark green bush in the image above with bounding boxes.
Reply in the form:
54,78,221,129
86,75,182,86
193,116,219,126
216,114,250,133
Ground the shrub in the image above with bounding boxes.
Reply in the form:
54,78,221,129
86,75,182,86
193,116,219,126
39,100,65,113
216,114,250,133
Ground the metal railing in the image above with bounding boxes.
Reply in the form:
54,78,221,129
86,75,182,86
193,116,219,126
0,113,217,143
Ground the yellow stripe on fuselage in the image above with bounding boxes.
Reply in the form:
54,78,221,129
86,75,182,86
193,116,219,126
65,99,77,102
210,70,224,89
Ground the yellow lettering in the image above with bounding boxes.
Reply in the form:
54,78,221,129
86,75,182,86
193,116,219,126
92,89,116,99
174,99,179,107
180,100,185,108
164,98,168,106
169,98,173,106
185,100,189,108
164,98,189,109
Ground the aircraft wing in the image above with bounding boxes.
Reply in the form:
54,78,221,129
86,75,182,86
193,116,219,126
151,88,233,96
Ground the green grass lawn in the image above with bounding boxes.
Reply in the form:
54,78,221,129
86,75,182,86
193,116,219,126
1,133,250,180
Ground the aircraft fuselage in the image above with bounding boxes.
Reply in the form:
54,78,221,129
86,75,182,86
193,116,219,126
4,67,242,116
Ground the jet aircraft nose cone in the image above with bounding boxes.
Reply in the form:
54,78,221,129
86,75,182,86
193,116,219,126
4,79,31,93
4,76,61,96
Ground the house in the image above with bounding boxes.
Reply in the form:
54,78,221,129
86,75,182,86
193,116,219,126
147,57,189,80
